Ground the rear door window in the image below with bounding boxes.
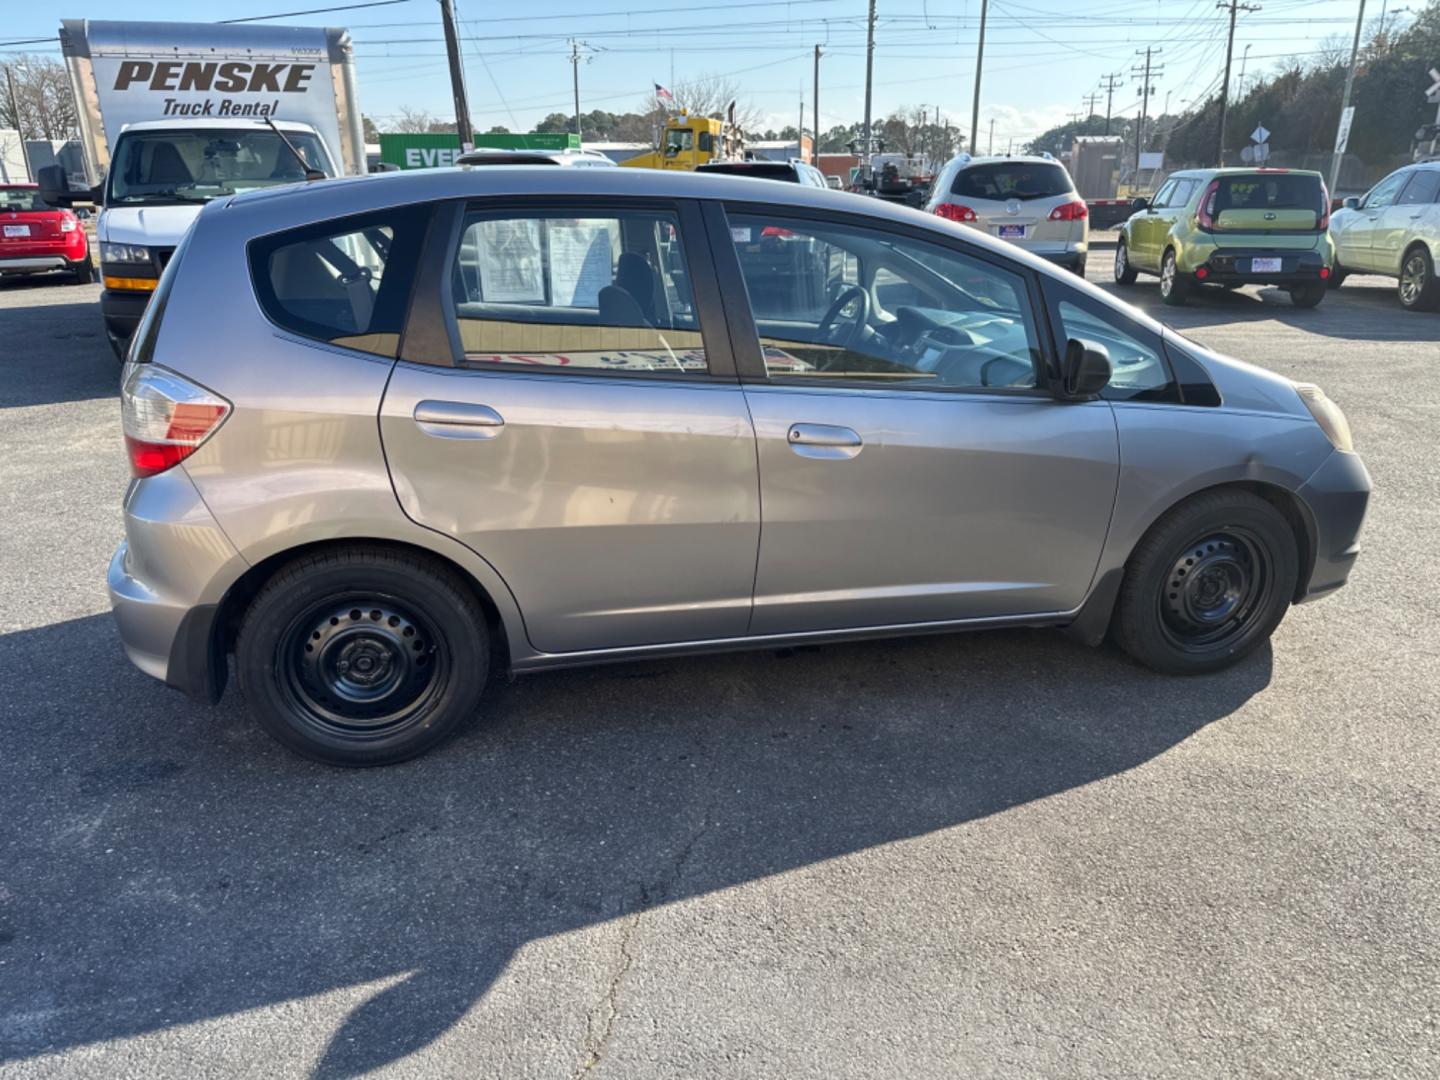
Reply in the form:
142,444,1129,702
448,208,709,375
1397,169,1440,206
952,162,1072,201
249,204,429,357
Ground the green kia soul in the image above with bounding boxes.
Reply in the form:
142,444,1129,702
1114,167,1336,307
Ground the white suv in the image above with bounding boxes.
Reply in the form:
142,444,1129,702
924,153,1089,274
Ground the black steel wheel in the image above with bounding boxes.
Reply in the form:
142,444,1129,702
237,546,491,765
1114,490,1299,674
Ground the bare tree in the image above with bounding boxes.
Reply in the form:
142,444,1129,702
0,57,78,142
643,73,763,134
389,106,437,134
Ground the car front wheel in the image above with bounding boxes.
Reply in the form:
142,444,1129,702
236,546,491,766
1113,490,1299,675
1113,239,1138,284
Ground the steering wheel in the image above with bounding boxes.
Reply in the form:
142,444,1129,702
817,285,871,349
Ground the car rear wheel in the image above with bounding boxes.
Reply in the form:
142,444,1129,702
1289,283,1325,308
1113,489,1298,675
1113,239,1138,285
1398,246,1440,311
70,258,94,285
1326,268,1348,290
236,546,491,766
1159,248,1189,305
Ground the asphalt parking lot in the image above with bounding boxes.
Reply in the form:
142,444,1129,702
1,263,1437,1078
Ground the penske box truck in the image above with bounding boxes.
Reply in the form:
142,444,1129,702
38,20,366,357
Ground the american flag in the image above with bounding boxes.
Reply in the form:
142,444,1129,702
654,83,674,104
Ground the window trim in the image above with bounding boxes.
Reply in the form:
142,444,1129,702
410,195,739,382
1038,274,1182,405
704,200,1058,399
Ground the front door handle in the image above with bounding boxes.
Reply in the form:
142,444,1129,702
787,423,862,459
414,400,505,439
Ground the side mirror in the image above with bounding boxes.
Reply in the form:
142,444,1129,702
1060,338,1111,399
37,164,73,208
1130,196,1149,212
1342,196,1360,210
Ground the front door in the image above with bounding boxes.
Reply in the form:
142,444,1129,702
1131,178,1178,269
380,200,760,654
1346,169,1409,272
714,207,1119,636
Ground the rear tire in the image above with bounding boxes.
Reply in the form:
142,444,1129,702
236,546,491,766
1113,490,1298,675
1113,239,1138,285
1326,268,1348,290
70,258,94,285
1398,246,1440,311
1289,283,1325,308
1159,248,1189,305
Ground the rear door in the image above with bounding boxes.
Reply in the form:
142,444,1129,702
379,198,760,654
713,205,1118,635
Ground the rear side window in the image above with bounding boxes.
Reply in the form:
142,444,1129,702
249,204,429,357
952,162,1072,201
448,208,708,376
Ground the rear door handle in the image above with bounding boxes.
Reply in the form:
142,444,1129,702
787,423,862,459
414,400,505,439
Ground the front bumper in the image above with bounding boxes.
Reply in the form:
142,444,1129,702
1296,449,1371,602
100,288,151,340
107,468,247,703
1191,247,1329,287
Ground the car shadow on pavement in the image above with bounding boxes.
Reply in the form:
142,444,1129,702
0,612,1273,1075
0,296,114,409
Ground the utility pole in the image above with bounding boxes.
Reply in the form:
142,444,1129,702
568,40,589,147
1101,71,1123,136
969,0,989,159
988,117,996,155
798,91,805,162
438,0,473,150
862,0,876,183
3,65,31,180
1330,0,1366,192
1082,90,1101,128
1132,47,1162,181
812,44,821,166
1216,0,1260,166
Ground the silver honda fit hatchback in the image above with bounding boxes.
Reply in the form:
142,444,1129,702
109,166,1369,765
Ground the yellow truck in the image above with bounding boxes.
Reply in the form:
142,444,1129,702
621,111,747,171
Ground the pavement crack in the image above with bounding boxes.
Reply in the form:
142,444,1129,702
574,912,639,1077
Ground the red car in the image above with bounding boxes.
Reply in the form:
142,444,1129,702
0,184,93,285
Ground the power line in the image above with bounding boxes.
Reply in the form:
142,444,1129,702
220,0,414,25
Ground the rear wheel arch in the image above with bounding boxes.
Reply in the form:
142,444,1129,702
215,538,513,685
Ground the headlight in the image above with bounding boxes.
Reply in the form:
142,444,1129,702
1294,383,1354,453
100,242,153,264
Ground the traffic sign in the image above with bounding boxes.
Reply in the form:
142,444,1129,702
1333,106,1355,155
1427,67,1440,104
1250,124,1270,144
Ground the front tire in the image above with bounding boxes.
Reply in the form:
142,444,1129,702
236,546,491,766
1113,239,1138,285
1398,246,1440,311
1113,490,1299,675
1159,248,1190,305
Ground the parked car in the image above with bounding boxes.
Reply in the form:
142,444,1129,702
455,148,618,168
923,153,1088,273
1328,161,1440,310
1115,167,1334,307
695,159,829,187
109,166,1369,765
0,184,93,284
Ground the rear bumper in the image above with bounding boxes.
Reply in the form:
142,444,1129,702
1296,449,1371,602
1193,247,1328,287
107,469,246,704
1038,249,1087,270
0,255,69,273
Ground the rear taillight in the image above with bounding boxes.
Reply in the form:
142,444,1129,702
1196,179,1221,230
1048,200,1088,221
60,213,77,233
935,202,977,223
1317,182,1331,230
121,365,230,478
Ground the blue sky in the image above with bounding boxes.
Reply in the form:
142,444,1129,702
3,0,1392,145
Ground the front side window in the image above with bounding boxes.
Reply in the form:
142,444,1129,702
250,205,428,357
449,209,706,375
1168,178,1197,208
727,213,1042,391
1150,179,1179,208
1053,296,1172,401
1364,170,1410,210
665,129,695,155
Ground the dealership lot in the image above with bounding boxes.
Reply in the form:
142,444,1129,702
1,266,1437,1076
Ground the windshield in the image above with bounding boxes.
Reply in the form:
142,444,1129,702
0,187,48,212
107,129,332,204
952,162,1072,201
